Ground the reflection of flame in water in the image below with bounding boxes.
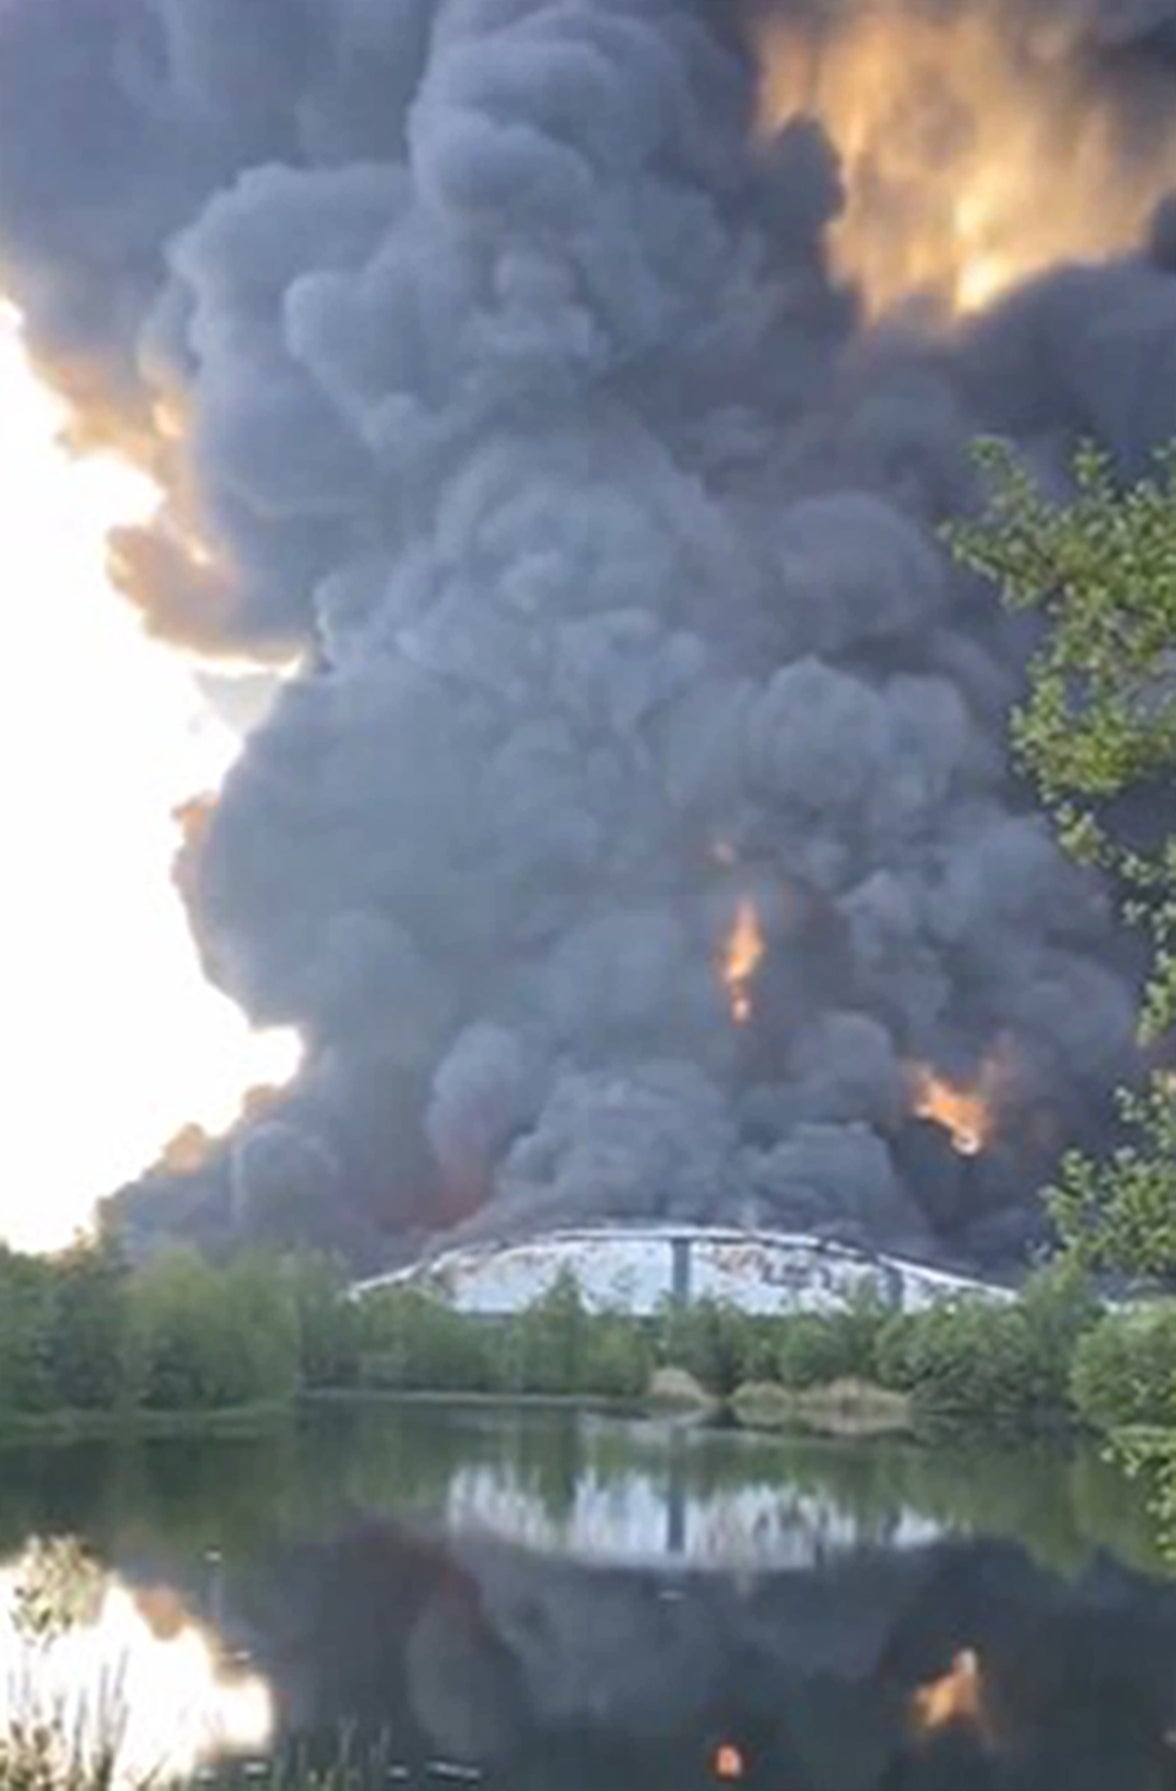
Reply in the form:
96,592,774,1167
753,5,1176,317
720,899,765,1026
910,1647,986,1741
0,1543,272,1786
909,1063,999,1157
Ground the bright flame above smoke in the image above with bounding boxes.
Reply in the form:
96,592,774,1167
754,3,1176,316
720,899,766,1027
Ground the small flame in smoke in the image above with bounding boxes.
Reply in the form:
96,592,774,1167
720,898,765,1027
909,1065,998,1156
711,1740,746,1780
160,1122,214,1174
155,1085,282,1177
172,792,217,853
910,1648,987,1742
753,4,1176,317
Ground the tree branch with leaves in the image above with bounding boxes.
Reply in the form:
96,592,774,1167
947,438,1176,1275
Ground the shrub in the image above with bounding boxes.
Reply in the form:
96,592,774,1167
1016,1259,1103,1405
282,1252,361,1389
129,1249,299,1410
358,1287,497,1392
581,1317,652,1399
874,1299,1048,1425
500,1270,592,1395
659,1300,760,1396
48,1241,130,1411
0,1252,60,1415
1071,1302,1176,1432
775,1288,890,1389
873,1265,1101,1426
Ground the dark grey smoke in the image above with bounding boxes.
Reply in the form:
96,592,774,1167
3,0,1176,1267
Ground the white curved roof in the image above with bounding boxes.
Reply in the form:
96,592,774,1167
355,1225,1007,1317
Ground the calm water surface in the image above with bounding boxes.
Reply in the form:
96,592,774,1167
2,1404,1176,1789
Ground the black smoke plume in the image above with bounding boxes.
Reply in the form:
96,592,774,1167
3,0,1176,1266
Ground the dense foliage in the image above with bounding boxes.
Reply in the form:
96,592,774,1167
947,440,1176,1276
357,1273,652,1399
0,1242,336,1423
1070,1303,1176,1432
340,1258,1095,1434
877,1263,1101,1426
0,1243,129,1417
0,1241,1165,1441
127,1250,300,1411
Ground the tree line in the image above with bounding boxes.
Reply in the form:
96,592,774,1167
4,1238,1175,1448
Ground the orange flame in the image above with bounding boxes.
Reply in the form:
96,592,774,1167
712,1741,746,1781
720,898,765,1026
910,1648,986,1741
159,1122,215,1174
753,4,1176,319
909,1064,999,1157
172,792,217,852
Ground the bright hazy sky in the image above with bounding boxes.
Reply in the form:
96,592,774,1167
0,305,300,1252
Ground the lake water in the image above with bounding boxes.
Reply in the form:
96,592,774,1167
3,1404,1176,1788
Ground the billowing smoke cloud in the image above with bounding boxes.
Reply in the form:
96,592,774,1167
3,0,1176,1267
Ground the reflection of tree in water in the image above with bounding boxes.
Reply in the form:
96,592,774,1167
1106,1431,1176,1572
11,1536,105,1643
0,1410,1170,1578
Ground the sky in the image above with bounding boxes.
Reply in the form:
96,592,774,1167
0,305,300,1252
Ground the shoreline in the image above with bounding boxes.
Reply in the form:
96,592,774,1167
0,1400,295,1447
0,1379,1071,1447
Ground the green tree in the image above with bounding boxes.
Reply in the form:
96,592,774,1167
948,438,1176,1274
281,1252,361,1389
129,1248,298,1410
49,1239,130,1410
358,1286,496,1391
0,1249,56,1414
1071,1302,1176,1433
659,1299,757,1396
580,1315,652,1399
217,1253,301,1405
501,1270,590,1395
775,1286,891,1389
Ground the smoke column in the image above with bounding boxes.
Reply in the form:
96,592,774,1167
3,0,1176,1266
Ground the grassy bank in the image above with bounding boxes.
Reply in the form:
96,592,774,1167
0,1399,295,1447
731,1377,914,1437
